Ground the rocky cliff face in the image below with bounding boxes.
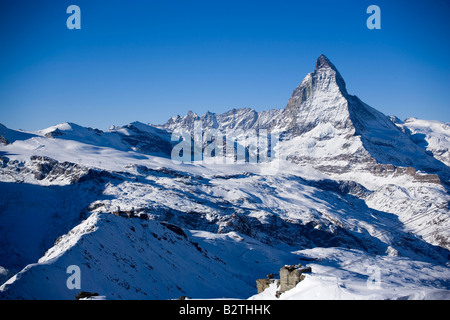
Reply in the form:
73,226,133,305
283,54,351,133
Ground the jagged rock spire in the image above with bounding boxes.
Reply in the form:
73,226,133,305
315,54,338,71
283,54,349,130
315,54,347,95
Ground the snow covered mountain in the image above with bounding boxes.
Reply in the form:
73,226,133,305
391,117,450,167
0,55,449,300
159,55,449,184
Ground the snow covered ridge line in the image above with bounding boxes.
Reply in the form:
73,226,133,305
170,120,280,173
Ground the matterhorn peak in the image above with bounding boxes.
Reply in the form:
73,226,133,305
314,54,348,95
315,54,338,71
283,55,350,130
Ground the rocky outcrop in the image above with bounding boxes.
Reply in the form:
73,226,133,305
276,264,312,297
75,291,99,300
44,128,65,138
256,264,312,297
256,278,275,294
0,135,10,145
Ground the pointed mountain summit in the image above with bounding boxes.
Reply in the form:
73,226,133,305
283,54,350,134
282,55,448,181
315,54,348,95
315,54,342,74
315,54,334,69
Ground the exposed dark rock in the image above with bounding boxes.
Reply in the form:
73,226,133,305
0,135,10,145
161,222,187,238
45,128,65,138
256,278,275,294
75,291,99,300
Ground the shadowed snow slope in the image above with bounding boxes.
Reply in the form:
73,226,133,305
0,212,295,299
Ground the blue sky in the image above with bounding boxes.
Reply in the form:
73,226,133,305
0,0,449,130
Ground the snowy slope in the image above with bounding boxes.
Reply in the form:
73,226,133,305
37,122,129,151
0,212,296,299
393,118,450,167
0,139,448,299
249,247,450,300
0,124,37,145
0,180,97,275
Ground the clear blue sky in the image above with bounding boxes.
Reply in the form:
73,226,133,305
0,0,449,131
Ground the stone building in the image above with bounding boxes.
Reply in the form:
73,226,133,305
256,264,312,298
278,264,311,294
